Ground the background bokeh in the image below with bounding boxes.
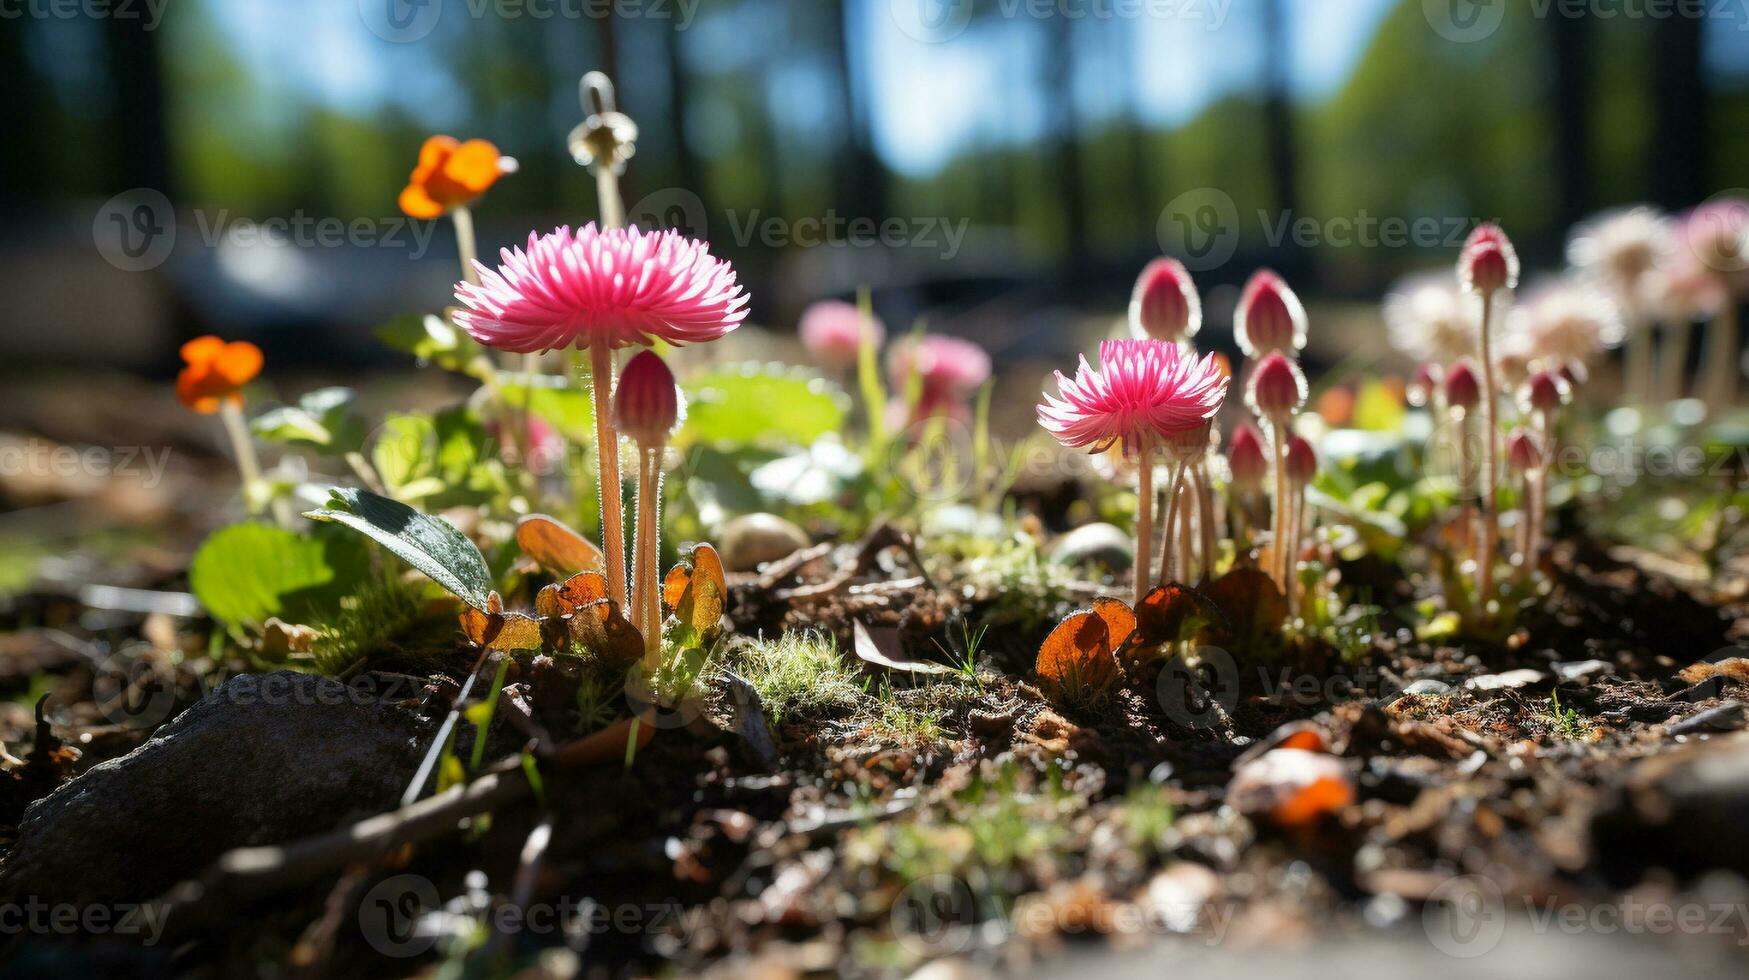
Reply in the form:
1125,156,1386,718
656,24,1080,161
4,0,1748,377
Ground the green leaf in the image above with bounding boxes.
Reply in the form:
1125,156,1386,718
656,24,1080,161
304,487,494,609
373,414,437,496
189,523,358,628
251,387,366,454
376,312,481,375
678,363,848,449
499,376,596,445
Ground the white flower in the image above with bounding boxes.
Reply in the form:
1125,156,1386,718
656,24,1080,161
1510,277,1625,370
1383,272,1476,364
1566,206,1673,314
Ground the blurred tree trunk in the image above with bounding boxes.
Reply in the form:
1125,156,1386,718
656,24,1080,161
1548,12,1593,232
102,15,172,197
661,25,702,199
829,0,887,223
0,23,46,213
1262,0,1298,275
1650,10,1707,209
1045,15,1088,278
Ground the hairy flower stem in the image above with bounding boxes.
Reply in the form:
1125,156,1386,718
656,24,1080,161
1134,453,1154,605
1192,463,1217,583
1287,479,1308,616
1477,292,1500,612
1657,319,1691,404
1453,408,1474,557
631,443,663,669
1158,460,1187,587
1702,297,1740,409
1176,479,1194,587
590,344,628,610
1625,317,1654,406
1269,421,1290,594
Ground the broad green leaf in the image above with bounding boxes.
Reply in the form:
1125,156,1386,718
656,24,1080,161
678,364,848,449
304,487,494,609
252,387,366,454
189,523,356,627
376,312,481,375
373,415,437,495
499,376,596,445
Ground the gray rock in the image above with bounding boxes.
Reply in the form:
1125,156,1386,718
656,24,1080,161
1668,701,1747,736
1048,523,1134,573
718,513,810,572
0,671,430,908
1464,669,1547,693
1553,659,1612,684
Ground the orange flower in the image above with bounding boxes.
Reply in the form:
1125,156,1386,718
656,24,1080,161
398,136,510,219
177,336,263,413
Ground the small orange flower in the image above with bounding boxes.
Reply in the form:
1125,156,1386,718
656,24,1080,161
177,336,262,413
398,136,510,219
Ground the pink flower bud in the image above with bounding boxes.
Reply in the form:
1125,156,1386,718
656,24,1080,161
1286,434,1318,484
1235,270,1308,358
1228,426,1268,488
1459,223,1521,294
1444,359,1481,411
1507,427,1545,472
1130,257,1202,343
799,300,883,371
614,350,680,444
1245,351,1307,421
1522,369,1569,415
1408,363,1443,408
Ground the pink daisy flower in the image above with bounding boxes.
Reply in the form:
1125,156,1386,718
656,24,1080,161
887,334,992,422
799,300,884,371
1037,339,1229,458
453,224,749,354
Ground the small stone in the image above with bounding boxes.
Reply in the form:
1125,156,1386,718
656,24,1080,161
1554,659,1611,684
1047,522,1134,573
718,513,810,572
1669,701,1747,736
1464,668,1547,693
1402,679,1453,697
921,504,1004,539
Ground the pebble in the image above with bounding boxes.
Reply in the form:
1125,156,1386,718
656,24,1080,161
1553,659,1611,684
1668,701,1747,736
718,513,810,572
1401,678,1453,697
1047,522,1134,573
1464,668,1547,692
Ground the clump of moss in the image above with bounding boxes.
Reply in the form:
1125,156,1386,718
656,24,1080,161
725,631,862,725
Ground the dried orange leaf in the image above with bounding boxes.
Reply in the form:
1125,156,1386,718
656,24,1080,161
1203,568,1288,651
1134,584,1224,647
566,598,644,667
459,608,548,653
662,563,691,611
1227,747,1354,828
672,543,727,634
554,716,653,768
516,514,605,577
1036,597,1135,699
852,620,957,676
